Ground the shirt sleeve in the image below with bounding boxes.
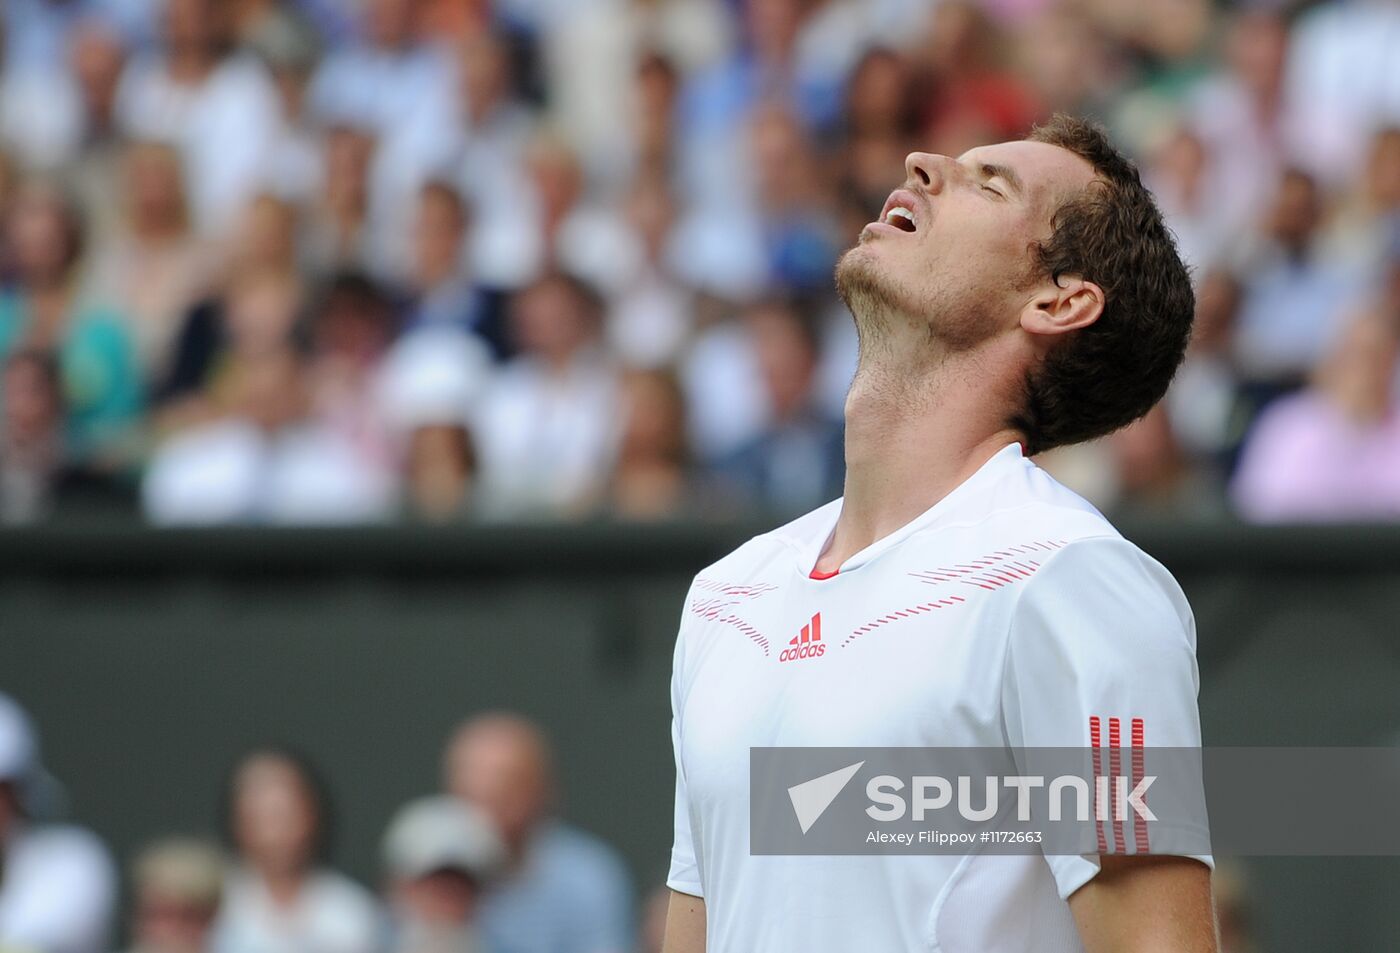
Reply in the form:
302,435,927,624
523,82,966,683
666,620,704,898
1000,536,1213,899
1,826,117,953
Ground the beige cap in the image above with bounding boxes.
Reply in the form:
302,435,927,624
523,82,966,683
384,796,506,883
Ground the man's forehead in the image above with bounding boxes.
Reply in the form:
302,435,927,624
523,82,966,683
959,139,1097,199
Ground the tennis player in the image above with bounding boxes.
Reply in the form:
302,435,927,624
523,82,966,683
663,115,1214,953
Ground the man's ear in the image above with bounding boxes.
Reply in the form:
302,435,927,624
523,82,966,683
1020,275,1105,341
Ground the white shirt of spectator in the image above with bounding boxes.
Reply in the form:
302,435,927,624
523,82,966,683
473,351,620,517
142,420,395,526
115,52,282,235
668,443,1211,953
0,823,117,953
213,867,383,953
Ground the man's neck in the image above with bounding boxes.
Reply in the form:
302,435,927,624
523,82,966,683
815,340,1023,574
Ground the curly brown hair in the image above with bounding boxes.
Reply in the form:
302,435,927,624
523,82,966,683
1011,115,1194,455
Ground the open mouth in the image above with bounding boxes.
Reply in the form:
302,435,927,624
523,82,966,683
883,206,916,233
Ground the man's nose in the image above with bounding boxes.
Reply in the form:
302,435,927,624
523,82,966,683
904,152,953,193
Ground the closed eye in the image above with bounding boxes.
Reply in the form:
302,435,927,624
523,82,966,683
981,185,1003,198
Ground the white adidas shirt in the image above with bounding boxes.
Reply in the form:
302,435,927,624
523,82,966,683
668,443,1211,953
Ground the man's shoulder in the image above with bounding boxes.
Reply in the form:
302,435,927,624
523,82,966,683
900,457,1124,558
690,498,842,588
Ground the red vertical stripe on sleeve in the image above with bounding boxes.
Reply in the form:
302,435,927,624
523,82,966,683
1108,717,1124,854
1089,716,1107,854
1131,718,1148,853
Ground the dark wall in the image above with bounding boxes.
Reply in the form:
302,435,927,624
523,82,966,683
3,521,1400,951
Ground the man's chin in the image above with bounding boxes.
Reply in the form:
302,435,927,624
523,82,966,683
835,244,884,305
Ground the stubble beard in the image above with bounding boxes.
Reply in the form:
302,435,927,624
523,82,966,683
835,244,996,381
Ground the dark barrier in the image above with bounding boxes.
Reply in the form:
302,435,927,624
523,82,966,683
3,519,1400,951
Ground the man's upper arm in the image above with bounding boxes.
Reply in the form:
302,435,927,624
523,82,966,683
661,890,706,953
1001,537,1213,897
1069,855,1216,953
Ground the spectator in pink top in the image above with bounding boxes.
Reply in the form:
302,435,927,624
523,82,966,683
1231,287,1400,521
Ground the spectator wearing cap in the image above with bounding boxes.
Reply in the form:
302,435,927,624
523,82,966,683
0,693,117,953
443,714,634,953
213,748,383,953
382,796,505,953
377,321,493,521
123,838,227,953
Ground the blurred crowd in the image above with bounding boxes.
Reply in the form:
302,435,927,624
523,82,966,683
1,0,1400,525
0,692,663,953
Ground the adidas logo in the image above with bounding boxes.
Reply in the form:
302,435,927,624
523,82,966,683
779,613,826,663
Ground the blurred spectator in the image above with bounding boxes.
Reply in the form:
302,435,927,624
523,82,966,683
87,140,218,384
1326,126,1400,283
1212,861,1259,953
541,0,729,185
304,273,400,486
672,102,839,298
305,126,378,275
715,298,844,512
1165,269,1246,472
836,46,918,225
115,0,282,234
308,0,460,279
0,17,128,172
143,339,394,524
241,2,325,205
154,264,305,432
745,103,840,294
603,173,694,368
1282,0,1400,182
0,350,125,523
1106,406,1223,520
403,181,506,358
1013,5,1113,120
382,796,505,953
473,273,620,516
911,1,1038,158
212,748,382,953
1183,9,1289,253
1233,168,1364,392
378,324,493,521
1146,127,1227,274
0,351,69,523
443,714,634,953
680,299,768,463
452,32,537,291
0,182,141,464
1232,303,1400,523
0,693,117,953
630,52,682,183
124,838,227,953
607,368,692,520
508,132,632,293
